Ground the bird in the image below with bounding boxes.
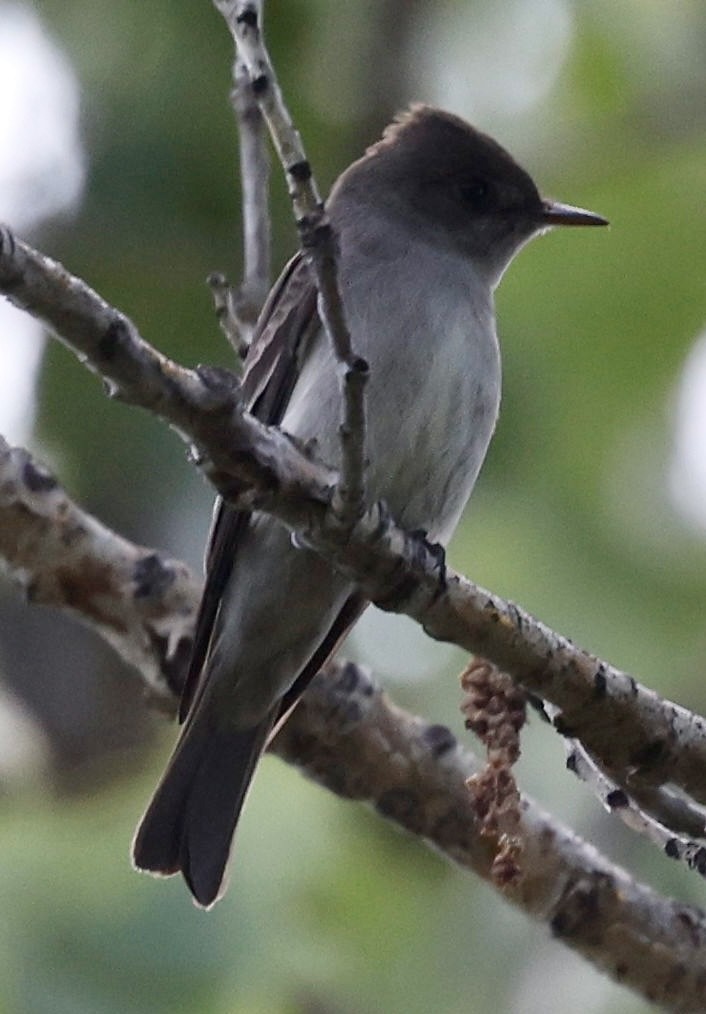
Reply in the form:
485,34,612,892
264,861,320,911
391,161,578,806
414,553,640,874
132,104,607,907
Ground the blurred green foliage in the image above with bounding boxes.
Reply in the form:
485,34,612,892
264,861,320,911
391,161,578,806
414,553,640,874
1,0,705,1011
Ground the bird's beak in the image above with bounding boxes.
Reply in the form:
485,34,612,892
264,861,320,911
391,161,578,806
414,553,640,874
541,200,609,228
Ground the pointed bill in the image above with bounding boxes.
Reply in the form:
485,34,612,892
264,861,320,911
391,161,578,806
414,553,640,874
541,200,609,228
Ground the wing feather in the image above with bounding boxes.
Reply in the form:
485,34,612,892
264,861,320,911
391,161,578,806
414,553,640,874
179,253,318,720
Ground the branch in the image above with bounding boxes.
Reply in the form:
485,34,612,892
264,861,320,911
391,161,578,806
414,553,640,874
208,48,271,356
277,663,706,1012
566,738,706,872
1,223,706,817
213,0,369,525
0,226,333,506
547,690,706,866
1,447,705,1008
1,2,699,1005
232,56,271,325
0,436,196,706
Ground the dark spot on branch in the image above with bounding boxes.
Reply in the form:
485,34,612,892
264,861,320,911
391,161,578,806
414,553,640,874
630,739,666,769
316,761,352,797
358,672,375,697
527,693,551,722
22,458,57,493
235,5,258,27
606,789,629,809
553,715,576,737
565,750,578,772
664,838,680,859
425,537,446,590
0,224,17,259
688,846,706,876
99,317,129,361
195,364,240,394
288,159,311,183
335,660,361,694
133,553,174,599
339,699,364,730
55,564,115,620
251,74,268,96
508,601,523,633
676,908,704,950
350,355,369,376
430,809,471,850
423,723,456,757
316,669,366,729
0,233,29,299
376,788,422,832
550,911,571,937
550,880,602,939
593,665,607,697
486,607,500,624
373,571,421,612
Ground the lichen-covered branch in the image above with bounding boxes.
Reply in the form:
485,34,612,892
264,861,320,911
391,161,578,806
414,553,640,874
1,442,705,1008
1,221,706,824
0,436,196,705
278,662,706,1012
0,226,334,511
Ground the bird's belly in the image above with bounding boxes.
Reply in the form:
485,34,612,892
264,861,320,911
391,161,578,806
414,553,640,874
282,267,500,546
366,353,500,543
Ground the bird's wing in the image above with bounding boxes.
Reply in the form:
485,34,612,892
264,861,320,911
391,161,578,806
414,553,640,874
179,252,364,721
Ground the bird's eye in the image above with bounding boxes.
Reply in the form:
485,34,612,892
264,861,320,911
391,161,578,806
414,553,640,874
459,178,493,211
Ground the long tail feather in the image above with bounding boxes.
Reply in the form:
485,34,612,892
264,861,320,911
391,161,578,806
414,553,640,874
132,710,274,908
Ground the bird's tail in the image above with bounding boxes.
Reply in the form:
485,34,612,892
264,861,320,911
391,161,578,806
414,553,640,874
131,708,274,908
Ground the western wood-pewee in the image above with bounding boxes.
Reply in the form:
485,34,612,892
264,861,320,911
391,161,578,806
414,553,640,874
132,105,607,907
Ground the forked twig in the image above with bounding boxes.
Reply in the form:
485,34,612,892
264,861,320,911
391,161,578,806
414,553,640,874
212,0,368,525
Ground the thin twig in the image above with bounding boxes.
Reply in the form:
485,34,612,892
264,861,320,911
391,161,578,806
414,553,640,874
550,685,706,851
206,271,247,360
626,783,706,840
566,739,706,872
233,56,271,315
207,53,272,358
212,0,369,526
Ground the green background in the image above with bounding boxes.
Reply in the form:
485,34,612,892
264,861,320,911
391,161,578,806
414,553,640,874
1,1,705,1011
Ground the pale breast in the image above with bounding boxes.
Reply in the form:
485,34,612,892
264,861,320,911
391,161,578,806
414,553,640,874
282,227,501,545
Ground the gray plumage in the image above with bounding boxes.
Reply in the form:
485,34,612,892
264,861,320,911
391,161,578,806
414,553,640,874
132,105,607,907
